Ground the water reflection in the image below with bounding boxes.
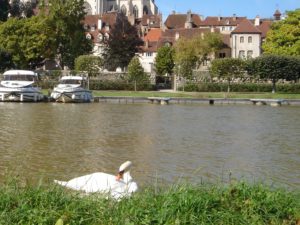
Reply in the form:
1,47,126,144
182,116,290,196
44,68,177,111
0,102,299,188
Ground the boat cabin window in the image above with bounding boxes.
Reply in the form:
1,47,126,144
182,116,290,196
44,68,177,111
60,79,82,85
3,75,36,81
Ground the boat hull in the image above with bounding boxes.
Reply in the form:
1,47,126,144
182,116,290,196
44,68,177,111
51,90,93,103
0,89,44,102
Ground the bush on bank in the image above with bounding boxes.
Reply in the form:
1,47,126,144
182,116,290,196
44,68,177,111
180,83,300,93
0,181,299,224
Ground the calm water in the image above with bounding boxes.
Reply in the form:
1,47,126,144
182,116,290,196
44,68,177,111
0,102,299,188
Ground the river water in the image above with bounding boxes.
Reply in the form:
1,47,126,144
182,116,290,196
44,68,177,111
0,102,299,188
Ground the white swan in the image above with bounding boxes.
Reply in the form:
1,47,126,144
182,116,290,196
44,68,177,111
54,161,138,199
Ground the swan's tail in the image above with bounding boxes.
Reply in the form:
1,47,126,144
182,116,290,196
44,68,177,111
54,180,68,186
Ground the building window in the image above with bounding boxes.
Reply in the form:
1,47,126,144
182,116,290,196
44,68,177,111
240,36,244,43
247,50,253,58
222,27,225,31
146,52,153,57
121,5,127,15
133,5,139,18
248,36,252,43
239,50,245,58
143,5,149,15
219,53,226,58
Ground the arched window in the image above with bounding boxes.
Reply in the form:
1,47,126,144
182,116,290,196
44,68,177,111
240,36,244,43
97,34,103,42
247,50,253,58
121,5,127,15
248,36,252,43
238,50,245,58
133,5,139,18
143,5,149,15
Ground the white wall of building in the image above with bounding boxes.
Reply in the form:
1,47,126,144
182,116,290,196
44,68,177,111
231,33,261,58
138,52,157,74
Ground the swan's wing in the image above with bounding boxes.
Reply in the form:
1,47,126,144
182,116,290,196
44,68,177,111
54,173,117,193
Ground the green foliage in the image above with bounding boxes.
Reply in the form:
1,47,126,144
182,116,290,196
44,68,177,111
46,0,92,69
210,58,246,92
103,13,143,71
0,180,299,224
0,49,14,72
74,55,103,77
181,82,300,93
247,54,300,93
174,33,223,79
89,80,154,91
263,9,300,56
127,57,149,83
0,0,9,21
0,16,54,69
155,45,175,76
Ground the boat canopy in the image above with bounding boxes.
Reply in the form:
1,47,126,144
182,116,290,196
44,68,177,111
3,70,37,76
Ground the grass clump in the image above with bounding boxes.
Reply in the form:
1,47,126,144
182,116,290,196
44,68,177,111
0,180,299,224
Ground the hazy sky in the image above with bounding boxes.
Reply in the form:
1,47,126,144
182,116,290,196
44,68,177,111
156,0,299,20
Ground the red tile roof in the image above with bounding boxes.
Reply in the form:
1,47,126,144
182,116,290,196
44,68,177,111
141,14,162,28
231,19,262,34
143,28,163,42
199,16,246,26
257,20,273,38
164,14,202,29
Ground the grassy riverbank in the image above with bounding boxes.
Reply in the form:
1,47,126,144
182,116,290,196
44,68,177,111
91,91,300,99
0,181,299,224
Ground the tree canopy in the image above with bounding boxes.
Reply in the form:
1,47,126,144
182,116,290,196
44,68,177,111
103,13,143,71
75,55,103,77
210,58,246,92
247,54,300,93
174,32,223,78
263,9,300,56
46,0,92,69
155,45,175,76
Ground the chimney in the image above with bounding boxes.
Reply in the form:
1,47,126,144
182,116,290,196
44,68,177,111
218,16,221,21
105,23,110,31
233,14,236,21
175,32,180,40
145,39,149,48
98,19,102,30
254,15,260,26
185,10,193,29
172,10,176,15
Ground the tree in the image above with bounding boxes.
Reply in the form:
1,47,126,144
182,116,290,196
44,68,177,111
0,16,55,69
174,32,223,79
263,9,300,56
0,0,10,21
103,13,143,71
127,56,149,91
155,45,175,76
174,37,198,79
247,54,299,93
210,58,246,93
75,55,103,77
46,0,92,69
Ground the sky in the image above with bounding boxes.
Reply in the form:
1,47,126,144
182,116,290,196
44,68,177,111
156,0,299,20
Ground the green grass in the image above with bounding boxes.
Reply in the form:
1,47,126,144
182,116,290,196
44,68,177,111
91,90,300,100
0,180,299,224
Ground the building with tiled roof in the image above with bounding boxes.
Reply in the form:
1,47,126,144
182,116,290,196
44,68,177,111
83,12,119,56
198,15,246,34
164,11,202,29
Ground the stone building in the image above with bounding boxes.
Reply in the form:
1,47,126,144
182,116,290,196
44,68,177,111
83,0,158,18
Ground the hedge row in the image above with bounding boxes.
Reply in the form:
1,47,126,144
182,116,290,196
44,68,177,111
39,80,300,93
180,83,300,93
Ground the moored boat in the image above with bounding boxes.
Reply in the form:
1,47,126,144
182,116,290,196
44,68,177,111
0,70,44,102
50,75,93,103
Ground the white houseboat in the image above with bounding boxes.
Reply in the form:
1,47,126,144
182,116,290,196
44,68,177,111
0,70,44,102
50,75,93,103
